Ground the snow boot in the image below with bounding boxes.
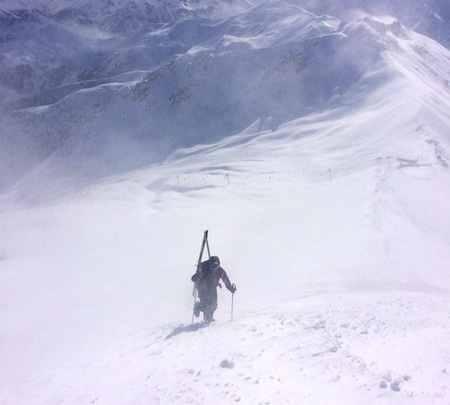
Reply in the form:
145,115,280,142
194,302,201,318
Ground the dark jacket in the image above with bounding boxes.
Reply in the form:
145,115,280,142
191,259,234,294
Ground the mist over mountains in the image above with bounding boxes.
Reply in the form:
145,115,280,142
1,2,450,403
0,0,449,193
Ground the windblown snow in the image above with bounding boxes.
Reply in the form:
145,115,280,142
1,1,450,404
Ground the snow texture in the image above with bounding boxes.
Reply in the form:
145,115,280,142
1,0,450,404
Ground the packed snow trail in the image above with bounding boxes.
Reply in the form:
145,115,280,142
9,289,447,404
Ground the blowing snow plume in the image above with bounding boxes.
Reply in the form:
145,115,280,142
2,0,449,202
1,1,450,404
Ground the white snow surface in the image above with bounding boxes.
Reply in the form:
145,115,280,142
1,1,450,404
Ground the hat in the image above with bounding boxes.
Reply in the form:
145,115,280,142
210,256,220,264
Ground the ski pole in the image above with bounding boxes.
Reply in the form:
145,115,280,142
191,286,197,325
231,284,236,321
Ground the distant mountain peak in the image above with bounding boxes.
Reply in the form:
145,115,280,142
0,0,449,191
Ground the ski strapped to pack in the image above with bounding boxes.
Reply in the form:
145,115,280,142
197,230,210,272
192,230,210,324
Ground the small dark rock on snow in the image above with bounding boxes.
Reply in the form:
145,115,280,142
220,359,235,369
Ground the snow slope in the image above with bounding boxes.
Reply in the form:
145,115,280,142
1,0,450,404
1,0,449,190
2,70,450,404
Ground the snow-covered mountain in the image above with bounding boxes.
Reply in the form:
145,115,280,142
0,0,449,192
1,1,450,404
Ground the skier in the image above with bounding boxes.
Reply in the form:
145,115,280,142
191,256,236,322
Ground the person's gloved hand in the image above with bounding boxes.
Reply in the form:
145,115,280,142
229,283,237,293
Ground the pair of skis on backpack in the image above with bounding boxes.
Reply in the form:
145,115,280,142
191,231,236,325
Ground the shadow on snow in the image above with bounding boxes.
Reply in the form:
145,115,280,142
165,322,209,339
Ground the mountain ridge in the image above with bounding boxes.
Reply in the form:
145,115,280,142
1,2,450,403
2,0,449,194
